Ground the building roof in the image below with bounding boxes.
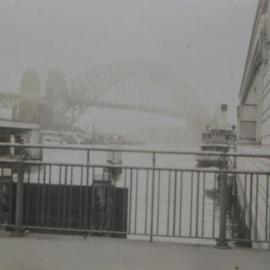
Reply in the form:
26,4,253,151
0,118,40,130
239,0,269,101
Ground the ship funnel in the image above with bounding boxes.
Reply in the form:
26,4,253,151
220,104,228,128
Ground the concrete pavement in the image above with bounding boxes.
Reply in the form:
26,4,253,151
0,234,269,270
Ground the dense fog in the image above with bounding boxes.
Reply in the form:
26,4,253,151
0,0,257,141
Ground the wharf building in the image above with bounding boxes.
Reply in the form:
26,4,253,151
238,0,270,249
239,0,270,144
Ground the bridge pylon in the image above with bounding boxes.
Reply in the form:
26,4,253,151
18,69,41,123
45,68,68,128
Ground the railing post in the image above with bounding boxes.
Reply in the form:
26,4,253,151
86,149,90,164
150,152,156,242
217,155,229,248
15,161,24,235
86,149,90,231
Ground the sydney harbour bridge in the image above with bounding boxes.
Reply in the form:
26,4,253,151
0,62,209,133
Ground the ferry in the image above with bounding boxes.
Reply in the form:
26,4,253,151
196,140,235,168
196,105,236,168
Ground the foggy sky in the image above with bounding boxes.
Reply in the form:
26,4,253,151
0,0,257,127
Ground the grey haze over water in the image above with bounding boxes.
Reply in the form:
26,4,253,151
0,0,257,127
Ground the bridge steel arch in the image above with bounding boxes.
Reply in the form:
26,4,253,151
67,62,210,131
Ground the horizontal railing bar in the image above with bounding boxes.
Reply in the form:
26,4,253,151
230,238,270,244
0,143,269,158
3,224,270,243
0,159,269,174
0,224,128,236
1,224,218,241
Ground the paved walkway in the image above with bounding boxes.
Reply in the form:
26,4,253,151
0,234,269,270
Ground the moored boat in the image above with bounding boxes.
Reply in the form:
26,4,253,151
196,105,236,168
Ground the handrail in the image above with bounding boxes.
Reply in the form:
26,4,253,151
0,159,269,175
0,143,268,158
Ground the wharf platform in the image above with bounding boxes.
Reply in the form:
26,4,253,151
0,233,269,270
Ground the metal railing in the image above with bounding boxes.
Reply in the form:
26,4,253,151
0,144,269,248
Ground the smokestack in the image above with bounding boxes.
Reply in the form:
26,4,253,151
220,104,228,128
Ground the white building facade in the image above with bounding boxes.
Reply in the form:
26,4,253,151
239,0,270,144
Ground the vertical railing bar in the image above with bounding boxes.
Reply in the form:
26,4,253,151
35,165,41,226
195,171,200,237
100,167,105,231
78,166,84,229
124,168,127,187
62,165,68,228
201,172,206,238
167,170,171,236
243,173,247,232
189,172,194,237
26,166,31,225
265,174,269,241
0,165,4,223
144,169,149,235
150,152,156,242
68,166,73,228
134,169,138,234
86,149,90,165
57,165,62,227
172,170,177,237
0,165,3,223
179,171,183,236
249,173,253,239
111,178,116,235
231,173,236,241
255,173,259,241
84,162,90,229
123,169,127,234
10,164,15,226
41,165,46,226
217,164,229,248
5,164,11,226
102,164,105,183
15,161,24,234
212,172,217,238
156,169,161,236
87,151,91,230
128,169,133,235
90,167,95,231
46,165,52,227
